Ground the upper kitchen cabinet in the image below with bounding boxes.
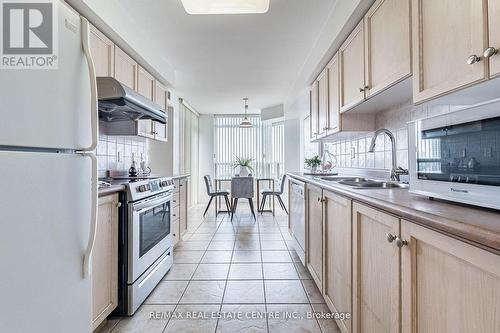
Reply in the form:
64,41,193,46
364,0,411,97
400,219,500,332
89,25,114,77
316,69,329,138
339,21,365,113
327,53,340,134
309,82,319,140
412,0,488,103
137,66,156,101
488,0,500,78
114,46,137,90
154,81,168,142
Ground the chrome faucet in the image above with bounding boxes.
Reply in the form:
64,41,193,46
368,128,408,181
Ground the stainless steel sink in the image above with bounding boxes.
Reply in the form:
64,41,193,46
318,176,367,182
337,179,408,189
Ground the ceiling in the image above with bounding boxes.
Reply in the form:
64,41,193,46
76,0,337,114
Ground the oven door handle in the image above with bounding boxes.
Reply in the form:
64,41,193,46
133,195,172,213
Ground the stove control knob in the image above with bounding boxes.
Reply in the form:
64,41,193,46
138,185,148,192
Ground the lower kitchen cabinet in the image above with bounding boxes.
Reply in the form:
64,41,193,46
323,191,352,333
92,194,119,330
352,202,400,333
306,184,324,291
179,177,189,236
400,219,500,333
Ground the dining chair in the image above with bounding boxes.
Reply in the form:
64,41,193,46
203,175,231,217
259,174,288,214
230,176,256,221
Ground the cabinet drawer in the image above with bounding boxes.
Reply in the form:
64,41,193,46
172,192,180,207
171,205,180,221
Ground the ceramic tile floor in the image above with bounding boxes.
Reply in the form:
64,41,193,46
98,204,341,333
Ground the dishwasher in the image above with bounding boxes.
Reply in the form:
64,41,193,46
289,179,306,265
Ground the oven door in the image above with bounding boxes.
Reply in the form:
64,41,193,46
129,192,173,283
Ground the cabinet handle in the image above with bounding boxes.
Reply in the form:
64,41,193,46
116,202,122,208
386,233,396,243
484,47,498,58
467,54,481,65
359,87,365,92
395,237,408,248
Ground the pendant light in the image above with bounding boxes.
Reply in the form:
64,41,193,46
239,98,253,128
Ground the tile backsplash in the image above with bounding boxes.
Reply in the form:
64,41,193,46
323,100,467,171
97,122,148,176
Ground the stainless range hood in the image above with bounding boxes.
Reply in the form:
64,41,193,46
97,77,166,124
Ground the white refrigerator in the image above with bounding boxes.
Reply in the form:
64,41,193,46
0,2,98,333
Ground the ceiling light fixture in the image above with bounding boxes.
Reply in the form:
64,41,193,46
239,98,253,128
181,0,270,15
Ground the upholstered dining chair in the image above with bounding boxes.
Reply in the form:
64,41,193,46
259,174,288,214
230,176,256,221
203,175,231,217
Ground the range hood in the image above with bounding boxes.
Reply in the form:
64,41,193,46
97,77,166,124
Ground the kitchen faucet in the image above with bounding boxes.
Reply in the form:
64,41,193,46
368,128,408,181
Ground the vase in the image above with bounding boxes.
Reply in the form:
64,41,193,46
239,166,250,177
310,166,317,173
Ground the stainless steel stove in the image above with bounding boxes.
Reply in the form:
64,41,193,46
110,176,175,316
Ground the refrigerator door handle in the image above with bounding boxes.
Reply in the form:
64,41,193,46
79,17,98,152
82,153,98,278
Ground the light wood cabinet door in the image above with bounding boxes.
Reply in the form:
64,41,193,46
401,220,500,333
92,194,119,330
352,202,400,333
317,69,329,137
306,184,323,291
412,0,488,103
309,82,319,140
340,21,365,112
364,0,411,97
137,66,155,101
89,25,114,77
323,191,352,333
179,178,189,235
154,81,168,142
137,119,154,139
114,46,137,90
488,0,500,77
327,53,340,134
172,219,180,246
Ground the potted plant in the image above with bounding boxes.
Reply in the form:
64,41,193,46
305,155,322,173
233,157,254,177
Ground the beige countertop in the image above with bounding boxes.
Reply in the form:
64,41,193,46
288,172,500,254
98,184,125,197
171,174,190,179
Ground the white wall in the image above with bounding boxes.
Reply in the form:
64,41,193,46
198,114,215,204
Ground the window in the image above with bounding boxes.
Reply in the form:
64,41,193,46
213,115,284,179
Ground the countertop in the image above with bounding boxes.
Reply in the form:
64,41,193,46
98,184,125,197
288,172,500,254
170,174,190,179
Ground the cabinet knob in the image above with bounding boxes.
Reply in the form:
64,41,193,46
395,237,408,248
386,233,396,243
483,47,498,58
359,87,365,92
116,202,122,208
467,54,481,65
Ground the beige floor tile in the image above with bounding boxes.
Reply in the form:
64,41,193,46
164,304,219,333
212,233,236,241
288,249,303,263
224,280,265,303
207,241,235,251
302,279,325,303
179,280,225,304
259,233,284,241
260,241,287,251
163,264,198,281
293,262,313,280
263,263,299,279
173,251,205,264
192,264,230,280
267,304,321,333
112,304,175,333
264,280,309,303
261,251,291,263
145,281,189,304
235,233,260,241
95,318,120,333
217,304,268,333
175,241,210,251
228,263,263,280
232,251,262,263
234,240,261,250
201,250,233,263
188,233,215,241
311,303,342,333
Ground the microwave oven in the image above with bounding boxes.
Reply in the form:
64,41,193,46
408,99,500,210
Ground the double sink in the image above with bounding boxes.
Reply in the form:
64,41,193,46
316,176,409,189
